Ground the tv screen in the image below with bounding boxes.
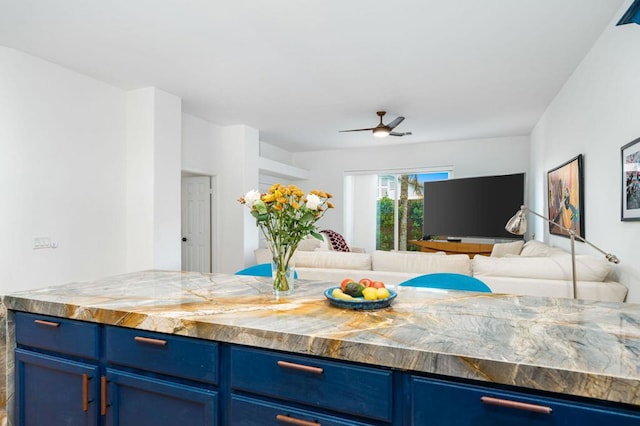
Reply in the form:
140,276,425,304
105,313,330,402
423,173,525,240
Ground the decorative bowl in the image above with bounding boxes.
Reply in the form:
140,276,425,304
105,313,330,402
323,287,397,310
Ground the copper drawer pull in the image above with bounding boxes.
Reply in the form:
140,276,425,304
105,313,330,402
134,336,168,346
276,414,321,426
101,376,107,416
276,360,323,375
82,374,89,412
481,396,553,414
34,319,60,327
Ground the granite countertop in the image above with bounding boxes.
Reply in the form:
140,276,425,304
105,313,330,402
4,270,640,407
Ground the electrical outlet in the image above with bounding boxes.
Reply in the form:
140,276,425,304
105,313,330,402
33,237,51,249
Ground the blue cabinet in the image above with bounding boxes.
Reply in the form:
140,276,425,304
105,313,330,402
230,346,393,423
229,394,374,426
410,376,640,426
15,349,99,426
13,311,640,426
106,370,217,426
14,312,219,426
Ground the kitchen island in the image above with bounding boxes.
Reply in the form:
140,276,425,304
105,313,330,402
4,270,640,425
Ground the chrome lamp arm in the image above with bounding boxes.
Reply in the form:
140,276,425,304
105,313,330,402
505,205,620,299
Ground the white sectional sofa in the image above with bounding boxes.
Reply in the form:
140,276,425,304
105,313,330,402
254,240,628,302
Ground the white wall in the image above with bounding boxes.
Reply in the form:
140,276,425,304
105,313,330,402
0,47,128,292
293,135,530,249
182,113,224,175
531,0,640,302
181,114,262,273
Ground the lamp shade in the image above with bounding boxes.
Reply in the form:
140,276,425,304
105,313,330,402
505,208,527,235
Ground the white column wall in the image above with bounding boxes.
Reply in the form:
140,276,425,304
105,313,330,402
152,90,182,270
216,125,260,273
125,89,155,271
126,88,182,272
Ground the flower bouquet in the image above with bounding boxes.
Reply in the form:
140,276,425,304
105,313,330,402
240,184,333,295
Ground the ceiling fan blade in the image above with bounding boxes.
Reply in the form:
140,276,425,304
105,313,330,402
386,116,405,130
339,127,375,133
389,131,412,137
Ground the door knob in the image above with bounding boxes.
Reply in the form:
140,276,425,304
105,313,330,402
182,237,187,242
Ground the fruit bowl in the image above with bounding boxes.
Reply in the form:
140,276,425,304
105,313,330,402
323,287,397,310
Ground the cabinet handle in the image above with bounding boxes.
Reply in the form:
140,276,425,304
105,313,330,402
101,376,107,416
34,319,60,327
275,414,321,426
134,336,168,346
276,360,323,375
481,396,552,414
82,374,89,412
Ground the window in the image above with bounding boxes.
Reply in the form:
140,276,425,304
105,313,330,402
377,172,450,251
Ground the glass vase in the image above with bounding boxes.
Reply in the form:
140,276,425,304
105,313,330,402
271,253,296,297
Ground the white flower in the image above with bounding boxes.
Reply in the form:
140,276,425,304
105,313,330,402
305,194,322,210
243,190,262,208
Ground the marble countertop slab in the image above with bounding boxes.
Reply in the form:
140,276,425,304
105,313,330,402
4,270,640,407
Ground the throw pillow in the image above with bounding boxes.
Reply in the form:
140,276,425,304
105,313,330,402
297,235,323,251
520,240,565,257
320,229,351,252
490,240,524,257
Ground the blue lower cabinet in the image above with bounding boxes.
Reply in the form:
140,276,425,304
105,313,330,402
230,346,393,423
105,369,218,426
15,349,99,426
410,376,640,425
229,394,375,426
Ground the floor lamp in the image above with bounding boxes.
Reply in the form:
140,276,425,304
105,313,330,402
505,205,620,299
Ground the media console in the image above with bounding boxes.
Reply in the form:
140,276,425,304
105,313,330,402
410,239,494,258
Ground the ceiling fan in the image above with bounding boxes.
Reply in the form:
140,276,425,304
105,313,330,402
339,111,412,138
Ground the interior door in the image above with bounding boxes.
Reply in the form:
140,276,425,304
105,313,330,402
181,176,211,273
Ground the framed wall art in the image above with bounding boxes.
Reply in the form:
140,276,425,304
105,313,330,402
621,137,640,221
547,154,584,238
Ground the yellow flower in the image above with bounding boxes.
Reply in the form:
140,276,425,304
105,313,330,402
292,201,300,209
262,193,276,203
327,201,334,209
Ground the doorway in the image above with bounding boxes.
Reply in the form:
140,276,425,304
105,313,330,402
181,174,213,273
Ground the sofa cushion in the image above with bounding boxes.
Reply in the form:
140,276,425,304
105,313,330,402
297,235,325,251
519,240,565,257
473,254,611,282
294,250,371,270
371,250,472,275
490,240,524,257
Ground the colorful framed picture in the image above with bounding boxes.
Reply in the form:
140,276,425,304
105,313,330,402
547,155,584,238
621,137,640,221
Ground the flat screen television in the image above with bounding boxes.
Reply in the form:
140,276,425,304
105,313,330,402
423,173,525,241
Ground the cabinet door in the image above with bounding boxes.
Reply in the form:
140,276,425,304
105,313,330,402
105,369,218,426
16,349,99,426
411,376,640,425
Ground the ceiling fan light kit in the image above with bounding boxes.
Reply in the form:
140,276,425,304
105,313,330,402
373,127,390,138
340,111,411,138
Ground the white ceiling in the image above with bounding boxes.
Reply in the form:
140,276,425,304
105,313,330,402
0,0,625,152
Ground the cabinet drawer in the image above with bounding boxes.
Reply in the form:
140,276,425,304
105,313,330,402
15,312,99,360
230,346,393,422
105,326,218,385
411,376,640,425
229,394,375,426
